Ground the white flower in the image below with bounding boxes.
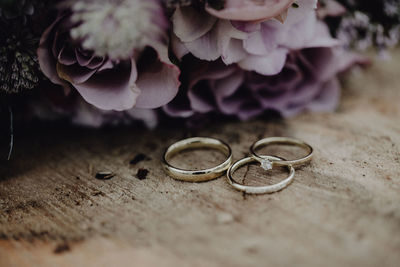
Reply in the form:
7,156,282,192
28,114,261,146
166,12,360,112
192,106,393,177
69,0,165,59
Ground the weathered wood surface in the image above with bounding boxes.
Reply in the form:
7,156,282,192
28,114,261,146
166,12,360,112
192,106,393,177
0,51,400,267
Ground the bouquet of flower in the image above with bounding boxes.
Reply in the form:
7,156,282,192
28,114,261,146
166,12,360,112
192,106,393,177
0,0,398,130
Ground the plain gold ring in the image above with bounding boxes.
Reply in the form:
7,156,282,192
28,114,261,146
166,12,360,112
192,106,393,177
250,137,313,168
162,137,233,182
226,156,295,194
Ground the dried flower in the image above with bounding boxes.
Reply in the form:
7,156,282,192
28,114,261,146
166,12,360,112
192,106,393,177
0,0,55,94
0,32,40,94
322,0,400,52
0,10,40,94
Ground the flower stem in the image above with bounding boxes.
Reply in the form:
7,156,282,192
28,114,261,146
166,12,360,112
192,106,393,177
7,105,13,161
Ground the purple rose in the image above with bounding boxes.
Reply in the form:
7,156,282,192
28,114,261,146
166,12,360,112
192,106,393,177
38,2,180,112
164,45,364,120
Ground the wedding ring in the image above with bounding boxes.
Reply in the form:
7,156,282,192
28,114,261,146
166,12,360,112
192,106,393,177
163,137,233,182
226,156,295,194
250,137,313,168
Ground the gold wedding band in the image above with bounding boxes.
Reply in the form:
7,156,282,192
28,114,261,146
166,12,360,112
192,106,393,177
226,156,295,194
162,137,233,182
250,137,313,168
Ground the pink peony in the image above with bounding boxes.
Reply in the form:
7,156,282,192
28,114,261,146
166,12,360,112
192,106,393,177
171,0,338,76
37,1,180,112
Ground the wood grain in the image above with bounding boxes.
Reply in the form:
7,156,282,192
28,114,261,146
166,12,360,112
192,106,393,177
0,51,399,267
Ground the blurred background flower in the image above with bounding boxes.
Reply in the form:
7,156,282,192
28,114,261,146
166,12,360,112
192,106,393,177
30,84,159,128
164,45,362,121
320,0,400,55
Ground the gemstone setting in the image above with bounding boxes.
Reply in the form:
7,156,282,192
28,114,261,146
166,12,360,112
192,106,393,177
260,159,273,170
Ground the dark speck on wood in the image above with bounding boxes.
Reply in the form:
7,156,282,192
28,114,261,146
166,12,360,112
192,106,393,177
95,172,115,180
53,243,71,254
91,190,105,196
136,169,149,180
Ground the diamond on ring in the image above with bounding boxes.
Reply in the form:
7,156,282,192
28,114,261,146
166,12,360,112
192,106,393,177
260,159,273,170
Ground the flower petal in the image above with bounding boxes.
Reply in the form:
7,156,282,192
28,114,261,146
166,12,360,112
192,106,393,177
274,13,317,49
58,46,77,65
163,90,195,118
72,59,140,111
71,100,108,127
220,38,248,65
283,0,318,25
75,48,95,67
173,6,217,42
243,31,270,55
231,21,260,32
171,33,190,60
56,63,97,84
307,78,340,112
214,69,245,114
217,21,248,64
184,28,220,61
188,63,237,113
300,21,340,49
37,16,68,86
205,0,295,21
188,84,217,113
238,48,288,75
317,0,346,18
126,108,158,129
86,56,105,69
134,46,181,109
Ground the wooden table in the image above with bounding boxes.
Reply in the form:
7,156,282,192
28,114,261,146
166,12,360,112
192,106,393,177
1,51,399,267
